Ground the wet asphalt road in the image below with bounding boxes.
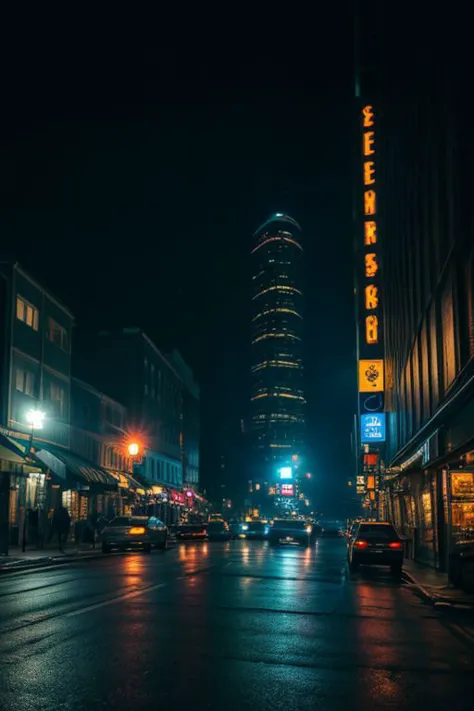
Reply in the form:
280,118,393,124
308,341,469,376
0,538,473,711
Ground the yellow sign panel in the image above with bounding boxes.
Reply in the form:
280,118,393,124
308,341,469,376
359,360,384,392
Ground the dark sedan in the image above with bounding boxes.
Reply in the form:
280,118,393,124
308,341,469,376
101,516,168,553
240,521,270,540
207,520,231,541
347,521,403,575
176,523,208,541
269,519,313,547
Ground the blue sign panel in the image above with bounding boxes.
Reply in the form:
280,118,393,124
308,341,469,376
361,413,386,443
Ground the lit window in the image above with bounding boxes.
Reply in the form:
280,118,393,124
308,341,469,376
15,368,35,396
48,318,69,352
16,296,39,331
50,381,65,417
253,285,302,300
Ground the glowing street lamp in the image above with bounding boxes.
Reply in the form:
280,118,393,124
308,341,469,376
26,409,45,430
127,442,140,457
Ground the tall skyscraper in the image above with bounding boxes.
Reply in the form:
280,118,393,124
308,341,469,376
250,214,305,481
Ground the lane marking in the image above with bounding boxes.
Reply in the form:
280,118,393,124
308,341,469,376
64,582,167,618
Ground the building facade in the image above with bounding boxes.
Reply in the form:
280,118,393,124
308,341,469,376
76,328,184,491
166,350,200,489
250,213,306,482
354,7,474,570
0,262,74,549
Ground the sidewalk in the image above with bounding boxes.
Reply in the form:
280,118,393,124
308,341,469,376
0,543,102,574
403,558,474,606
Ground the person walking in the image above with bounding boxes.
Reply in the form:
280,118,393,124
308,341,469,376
49,505,71,552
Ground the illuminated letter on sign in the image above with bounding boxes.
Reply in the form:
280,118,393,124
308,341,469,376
364,190,376,215
365,253,378,278
362,105,374,127
364,162,375,185
365,284,379,310
359,360,384,392
363,131,375,156
366,315,379,344
364,221,377,245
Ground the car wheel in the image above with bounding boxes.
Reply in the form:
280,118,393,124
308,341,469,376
102,544,111,554
158,536,168,551
349,560,359,572
143,545,152,554
391,564,402,578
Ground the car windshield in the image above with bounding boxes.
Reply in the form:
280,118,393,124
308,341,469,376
273,520,306,530
358,524,398,539
108,517,147,527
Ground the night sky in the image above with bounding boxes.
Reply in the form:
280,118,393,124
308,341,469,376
1,10,356,516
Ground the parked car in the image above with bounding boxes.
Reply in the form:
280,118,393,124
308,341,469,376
269,519,313,547
176,523,208,541
101,516,168,553
207,520,231,541
448,540,474,592
241,521,270,540
229,521,244,538
319,520,344,536
347,521,403,575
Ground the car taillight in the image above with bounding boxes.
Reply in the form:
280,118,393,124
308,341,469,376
388,541,402,549
129,527,146,535
354,540,368,548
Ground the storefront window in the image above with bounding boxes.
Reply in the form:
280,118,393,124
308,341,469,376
451,472,474,542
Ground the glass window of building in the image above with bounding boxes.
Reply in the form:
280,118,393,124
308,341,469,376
15,368,35,396
16,295,39,331
49,382,65,417
47,318,69,351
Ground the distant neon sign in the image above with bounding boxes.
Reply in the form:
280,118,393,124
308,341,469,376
279,467,293,479
281,484,294,496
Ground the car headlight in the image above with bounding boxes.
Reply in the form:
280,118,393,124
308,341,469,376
306,526,312,534
241,525,248,531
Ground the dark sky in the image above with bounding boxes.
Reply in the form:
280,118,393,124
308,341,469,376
1,10,357,516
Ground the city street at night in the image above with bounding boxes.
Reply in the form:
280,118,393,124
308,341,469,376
1,538,473,711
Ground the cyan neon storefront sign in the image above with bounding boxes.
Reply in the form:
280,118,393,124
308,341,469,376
361,413,386,443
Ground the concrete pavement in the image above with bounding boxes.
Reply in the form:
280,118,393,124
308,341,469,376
0,538,473,710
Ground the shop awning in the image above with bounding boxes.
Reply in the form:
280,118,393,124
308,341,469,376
34,444,117,488
0,433,28,464
110,471,143,491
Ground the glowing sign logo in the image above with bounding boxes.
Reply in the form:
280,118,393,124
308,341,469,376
359,360,384,392
281,484,294,496
361,414,386,443
279,467,293,480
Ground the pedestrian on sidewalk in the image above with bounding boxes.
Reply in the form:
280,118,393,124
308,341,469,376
48,505,71,552
27,507,39,549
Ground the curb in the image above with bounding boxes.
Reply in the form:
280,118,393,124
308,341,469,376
0,552,104,576
402,568,474,607
402,568,436,603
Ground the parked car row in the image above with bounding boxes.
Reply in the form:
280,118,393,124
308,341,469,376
100,515,344,554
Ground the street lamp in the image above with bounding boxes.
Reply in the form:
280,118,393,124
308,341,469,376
26,409,45,431
25,409,45,453
127,442,140,457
